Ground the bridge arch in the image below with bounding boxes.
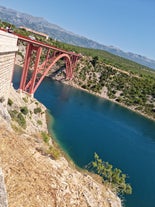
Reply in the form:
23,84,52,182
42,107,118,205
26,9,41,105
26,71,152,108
32,53,73,94
47,53,72,78
17,34,81,95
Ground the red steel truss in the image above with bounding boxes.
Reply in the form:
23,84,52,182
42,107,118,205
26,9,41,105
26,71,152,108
16,33,81,95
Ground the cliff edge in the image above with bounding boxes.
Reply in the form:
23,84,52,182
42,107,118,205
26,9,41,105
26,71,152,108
0,87,122,207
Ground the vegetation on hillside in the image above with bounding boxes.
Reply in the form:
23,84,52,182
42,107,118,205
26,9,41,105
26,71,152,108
1,19,154,75
1,19,155,119
74,56,155,119
86,153,132,195
2,19,155,201
1,19,155,117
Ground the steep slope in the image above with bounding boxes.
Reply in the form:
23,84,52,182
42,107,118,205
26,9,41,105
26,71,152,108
0,87,122,207
0,5,155,69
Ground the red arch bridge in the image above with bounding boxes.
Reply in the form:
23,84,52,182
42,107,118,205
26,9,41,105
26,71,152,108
16,33,82,95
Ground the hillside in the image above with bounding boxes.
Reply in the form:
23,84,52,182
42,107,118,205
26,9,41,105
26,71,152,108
10,25,154,122
67,56,155,121
13,28,155,121
0,5,155,69
0,87,122,207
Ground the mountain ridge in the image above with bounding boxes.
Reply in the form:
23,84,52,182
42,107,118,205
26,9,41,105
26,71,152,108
0,5,155,69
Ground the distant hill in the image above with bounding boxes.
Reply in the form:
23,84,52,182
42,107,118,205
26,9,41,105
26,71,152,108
0,5,155,69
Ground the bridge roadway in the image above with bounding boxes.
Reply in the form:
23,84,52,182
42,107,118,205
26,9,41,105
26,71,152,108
17,32,82,58
1,28,81,58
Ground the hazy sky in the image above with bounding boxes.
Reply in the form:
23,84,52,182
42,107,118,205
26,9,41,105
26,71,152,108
1,0,155,60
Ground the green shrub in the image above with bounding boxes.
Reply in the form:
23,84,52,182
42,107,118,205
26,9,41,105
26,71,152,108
20,106,28,115
86,153,132,195
9,110,26,129
41,132,50,143
8,98,13,106
48,146,60,160
16,113,26,128
34,107,42,114
9,110,18,119
37,120,42,125
22,97,28,103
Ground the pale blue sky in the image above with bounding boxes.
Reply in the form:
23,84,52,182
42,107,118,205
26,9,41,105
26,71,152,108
0,0,155,60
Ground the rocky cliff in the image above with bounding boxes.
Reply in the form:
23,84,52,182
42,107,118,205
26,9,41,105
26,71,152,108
0,87,122,207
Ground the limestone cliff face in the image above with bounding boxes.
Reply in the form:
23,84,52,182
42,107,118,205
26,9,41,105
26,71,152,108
8,86,48,135
0,88,122,207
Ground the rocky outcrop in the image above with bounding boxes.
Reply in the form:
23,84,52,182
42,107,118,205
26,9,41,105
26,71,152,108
0,168,8,207
7,86,48,134
0,103,11,122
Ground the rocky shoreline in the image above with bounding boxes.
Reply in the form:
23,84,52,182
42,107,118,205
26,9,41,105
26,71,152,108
15,46,155,123
62,79,155,122
0,86,122,207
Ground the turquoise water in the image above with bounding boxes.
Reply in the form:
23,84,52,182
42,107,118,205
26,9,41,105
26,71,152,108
13,68,155,207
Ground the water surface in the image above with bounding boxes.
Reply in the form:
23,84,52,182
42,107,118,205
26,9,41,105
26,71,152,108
13,67,155,207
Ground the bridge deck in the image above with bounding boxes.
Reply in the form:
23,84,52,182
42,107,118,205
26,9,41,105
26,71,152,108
0,28,81,57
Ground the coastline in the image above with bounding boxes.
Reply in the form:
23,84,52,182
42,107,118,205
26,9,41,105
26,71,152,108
45,109,77,167
63,80,155,122
14,62,155,123
1,97,122,207
13,64,84,167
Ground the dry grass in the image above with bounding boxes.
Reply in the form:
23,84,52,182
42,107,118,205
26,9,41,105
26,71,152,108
0,120,122,207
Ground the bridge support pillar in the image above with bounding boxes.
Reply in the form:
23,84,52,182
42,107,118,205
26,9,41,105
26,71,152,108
19,43,32,91
29,47,42,94
19,43,42,95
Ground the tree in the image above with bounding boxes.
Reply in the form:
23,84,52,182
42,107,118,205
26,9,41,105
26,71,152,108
86,153,132,195
91,56,99,67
